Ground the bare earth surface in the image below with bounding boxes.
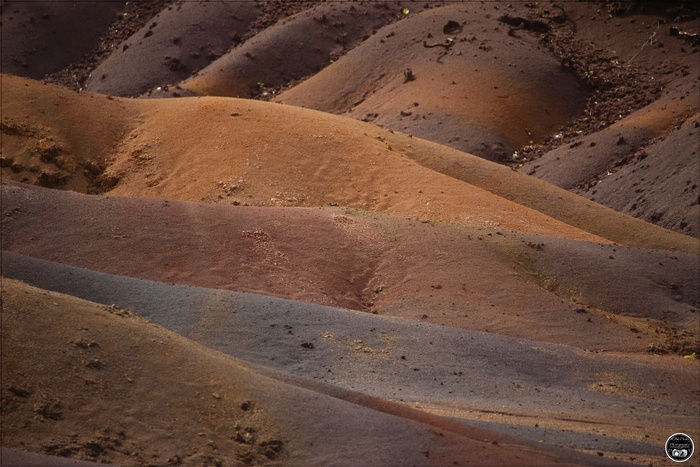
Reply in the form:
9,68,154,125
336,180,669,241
1,1,699,466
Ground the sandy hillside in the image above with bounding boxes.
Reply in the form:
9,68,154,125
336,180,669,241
515,1,700,237
177,2,416,100
5,277,604,466
2,180,698,355
4,256,699,466
84,1,262,97
274,2,586,162
2,74,696,253
0,1,125,79
1,1,699,465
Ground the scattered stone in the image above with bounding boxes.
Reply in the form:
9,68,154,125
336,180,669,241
498,15,550,33
258,439,284,460
73,339,98,349
443,20,462,35
83,440,106,458
8,386,31,397
34,397,63,420
86,358,105,370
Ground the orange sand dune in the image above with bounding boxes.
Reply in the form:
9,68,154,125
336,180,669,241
2,1,697,242
2,74,696,254
0,74,135,194
104,96,604,243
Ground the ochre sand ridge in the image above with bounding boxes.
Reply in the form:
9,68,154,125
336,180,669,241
2,75,696,254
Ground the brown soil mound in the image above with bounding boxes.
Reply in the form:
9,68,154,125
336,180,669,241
179,2,411,99
2,278,605,466
585,113,700,236
512,1,700,237
84,1,261,97
522,103,700,237
4,252,699,465
103,97,602,243
274,3,586,163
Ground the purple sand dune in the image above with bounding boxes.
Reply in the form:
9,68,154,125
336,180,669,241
2,251,695,460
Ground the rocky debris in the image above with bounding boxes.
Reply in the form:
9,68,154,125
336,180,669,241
498,14,550,33
34,396,63,421
0,118,116,192
442,20,462,35
8,386,32,398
